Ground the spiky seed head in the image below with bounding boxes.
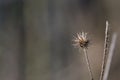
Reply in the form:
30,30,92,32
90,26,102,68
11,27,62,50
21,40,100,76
73,32,89,48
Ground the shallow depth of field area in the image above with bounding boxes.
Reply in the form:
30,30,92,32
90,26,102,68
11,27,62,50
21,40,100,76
0,0,120,80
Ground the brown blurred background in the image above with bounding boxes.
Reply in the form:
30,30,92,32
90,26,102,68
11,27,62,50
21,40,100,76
0,0,120,80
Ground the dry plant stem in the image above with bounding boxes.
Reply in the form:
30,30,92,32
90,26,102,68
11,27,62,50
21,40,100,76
83,48,94,80
103,33,117,80
100,21,110,80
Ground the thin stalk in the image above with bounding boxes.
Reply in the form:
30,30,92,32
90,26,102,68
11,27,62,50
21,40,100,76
100,21,110,80
103,33,117,80
83,48,94,80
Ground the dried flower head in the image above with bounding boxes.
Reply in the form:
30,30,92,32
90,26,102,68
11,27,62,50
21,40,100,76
73,32,89,48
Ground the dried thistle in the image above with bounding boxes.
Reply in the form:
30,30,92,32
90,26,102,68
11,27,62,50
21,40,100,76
73,32,89,48
73,32,94,80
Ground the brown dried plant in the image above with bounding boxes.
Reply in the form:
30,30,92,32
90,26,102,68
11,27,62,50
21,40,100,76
72,21,117,80
73,32,94,80
100,21,110,80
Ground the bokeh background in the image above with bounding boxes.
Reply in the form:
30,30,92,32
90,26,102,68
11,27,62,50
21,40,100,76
0,0,120,80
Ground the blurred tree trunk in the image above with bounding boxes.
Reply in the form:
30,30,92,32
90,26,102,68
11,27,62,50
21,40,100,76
0,1,25,80
48,0,73,80
24,0,51,80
